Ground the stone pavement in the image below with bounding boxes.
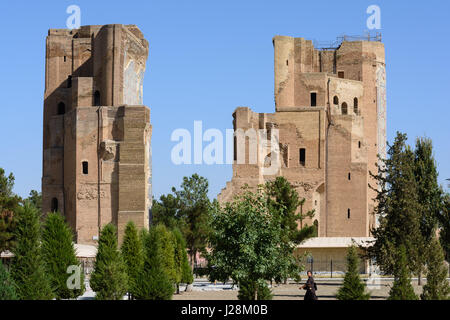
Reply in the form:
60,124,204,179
173,278,434,300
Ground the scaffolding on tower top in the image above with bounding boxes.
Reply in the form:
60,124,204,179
313,32,382,50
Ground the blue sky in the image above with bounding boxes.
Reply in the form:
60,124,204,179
0,0,449,199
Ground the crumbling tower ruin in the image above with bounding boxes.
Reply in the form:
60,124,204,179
42,24,152,244
218,35,386,238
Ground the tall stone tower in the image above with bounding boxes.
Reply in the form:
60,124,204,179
218,35,386,238
42,24,152,244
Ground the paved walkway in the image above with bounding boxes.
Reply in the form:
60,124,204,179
173,278,438,300
78,277,448,300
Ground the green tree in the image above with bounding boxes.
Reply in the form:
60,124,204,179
437,194,450,260
0,168,20,252
0,209,16,253
336,245,370,300
388,245,418,300
421,236,450,300
265,177,315,243
173,174,212,268
134,225,174,300
26,190,42,212
0,168,15,198
10,202,53,300
368,132,422,277
0,262,17,300
42,212,84,299
207,188,292,300
265,178,314,283
121,221,144,299
172,228,191,293
414,137,443,284
152,194,183,230
90,224,128,300
181,250,194,286
237,279,273,300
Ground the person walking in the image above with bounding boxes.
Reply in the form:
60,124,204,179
300,270,318,300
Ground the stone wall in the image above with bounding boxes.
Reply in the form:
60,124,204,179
218,35,386,238
42,25,151,244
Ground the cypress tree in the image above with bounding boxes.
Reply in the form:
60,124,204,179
172,228,185,293
414,138,442,239
368,132,422,276
42,212,85,299
0,262,17,300
336,245,370,300
134,225,174,300
437,194,450,261
388,245,418,300
121,221,143,299
90,223,128,300
414,137,443,285
10,202,53,300
172,228,194,292
421,237,450,300
181,246,194,286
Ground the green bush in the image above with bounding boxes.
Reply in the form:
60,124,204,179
121,221,144,299
238,279,273,300
42,212,85,299
336,245,370,300
0,262,17,300
172,228,193,291
388,245,418,300
10,203,53,300
134,225,174,300
421,237,450,300
90,224,128,300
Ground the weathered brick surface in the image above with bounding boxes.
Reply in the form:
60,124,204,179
42,25,152,244
218,36,386,238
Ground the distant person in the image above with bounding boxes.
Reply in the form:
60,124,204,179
300,270,318,300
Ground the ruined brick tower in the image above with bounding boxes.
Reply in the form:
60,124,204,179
218,35,386,238
42,24,152,244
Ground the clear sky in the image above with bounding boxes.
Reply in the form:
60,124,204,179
0,0,449,199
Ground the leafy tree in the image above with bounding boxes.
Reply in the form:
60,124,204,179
336,245,370,300
152,194,183,230
237,279,273,300
121,221,144,299
10,202,53,300
26,190,42,212
388,245,418,300
367,132,422,277
90,224,128,300
156,224,177,284
42,212,84,299
172,228,193,293
0,168,20,252
173,174,212,267
265,177,315,243
421,236,450,300
0,262,17,300
265,177,314,283
207,188,292,300
134,225,174,300
414,138,442,238
413,137,443,284
0,168,15,198
0,209,16,253
181,250,194,286
437,194,450,260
